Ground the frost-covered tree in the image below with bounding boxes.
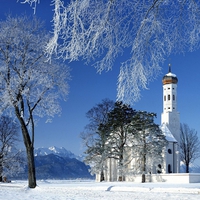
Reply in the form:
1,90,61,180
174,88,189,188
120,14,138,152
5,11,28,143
0,116,23,182
83,102,167,182
131,111,167,183
20,0,200,103
0,16,70,188
180,123,200,173
103,101,136,181
81,99,114,181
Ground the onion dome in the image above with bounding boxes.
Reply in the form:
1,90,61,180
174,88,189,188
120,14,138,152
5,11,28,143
162,64,178,85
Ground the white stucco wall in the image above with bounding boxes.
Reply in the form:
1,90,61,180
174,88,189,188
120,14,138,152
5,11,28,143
125,173,200,183
152,173,200,183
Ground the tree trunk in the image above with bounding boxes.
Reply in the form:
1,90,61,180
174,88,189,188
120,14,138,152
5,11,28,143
100,170,104,182
142,139,146,183
0,155,3,182
26,146,36,188
186,163,189,173
118,151,124,181
142,174,146,183
142,152,146,183
15,106,37,188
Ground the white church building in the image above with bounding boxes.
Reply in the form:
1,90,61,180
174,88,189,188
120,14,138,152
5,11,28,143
96,66,184,182
160,65,180,174
96,66,200,183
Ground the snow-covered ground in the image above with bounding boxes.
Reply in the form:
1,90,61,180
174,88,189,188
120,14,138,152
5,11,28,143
0,180,200,200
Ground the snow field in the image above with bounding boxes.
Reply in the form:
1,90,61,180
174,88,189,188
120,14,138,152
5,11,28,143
0,180,200,200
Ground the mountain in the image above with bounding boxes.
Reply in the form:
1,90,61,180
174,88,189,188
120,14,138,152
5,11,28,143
10,146,93,180
34,146,83,161
34,154,93,179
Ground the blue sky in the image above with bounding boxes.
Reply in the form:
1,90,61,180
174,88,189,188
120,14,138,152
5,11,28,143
1,1,200,164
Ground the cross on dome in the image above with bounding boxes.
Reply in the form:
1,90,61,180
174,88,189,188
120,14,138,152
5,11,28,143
168,63,171,73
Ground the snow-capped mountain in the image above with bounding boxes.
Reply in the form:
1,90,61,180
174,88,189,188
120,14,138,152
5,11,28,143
34,146,83,161
11,146,93,180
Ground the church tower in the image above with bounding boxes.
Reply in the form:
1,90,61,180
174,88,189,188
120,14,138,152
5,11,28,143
161,65,180,173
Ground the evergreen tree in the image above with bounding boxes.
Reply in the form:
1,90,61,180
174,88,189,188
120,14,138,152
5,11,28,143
131,111,167,183
104,101,136,181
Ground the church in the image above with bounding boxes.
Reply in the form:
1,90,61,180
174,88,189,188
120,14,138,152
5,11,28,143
160,65,180,174
96,66,182,182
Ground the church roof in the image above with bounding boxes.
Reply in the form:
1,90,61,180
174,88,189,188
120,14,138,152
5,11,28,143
162,64,178,85
160,123,177,142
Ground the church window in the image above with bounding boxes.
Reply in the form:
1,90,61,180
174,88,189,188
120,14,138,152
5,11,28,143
168,95,170,100
173,95,175,100
168,107,170,109
168,88,170,90
168,164,172,173
164,96,166,101
168,149,172,154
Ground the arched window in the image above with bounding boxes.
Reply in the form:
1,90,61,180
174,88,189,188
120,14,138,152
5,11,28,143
168,149,172,154
168,164,172,173
168,95,170,100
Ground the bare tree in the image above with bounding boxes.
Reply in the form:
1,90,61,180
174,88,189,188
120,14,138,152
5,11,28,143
180,123,200,173
0,116,19,181
0,116,23,182
0,16,70,188
20,0,200,103
81,99,114,182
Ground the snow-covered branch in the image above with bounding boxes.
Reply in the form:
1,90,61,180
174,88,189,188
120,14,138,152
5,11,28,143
20,0,200,103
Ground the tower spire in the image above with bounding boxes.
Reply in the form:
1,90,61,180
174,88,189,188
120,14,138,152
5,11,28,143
168,63,171,73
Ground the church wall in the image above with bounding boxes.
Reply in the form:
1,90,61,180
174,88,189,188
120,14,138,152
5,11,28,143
164,142,180,173
151,173,200,183
165,142,174,173
165,112,180,140
97,173,200,183
111,159,118,181
103,158,118,182
163,83,177,113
